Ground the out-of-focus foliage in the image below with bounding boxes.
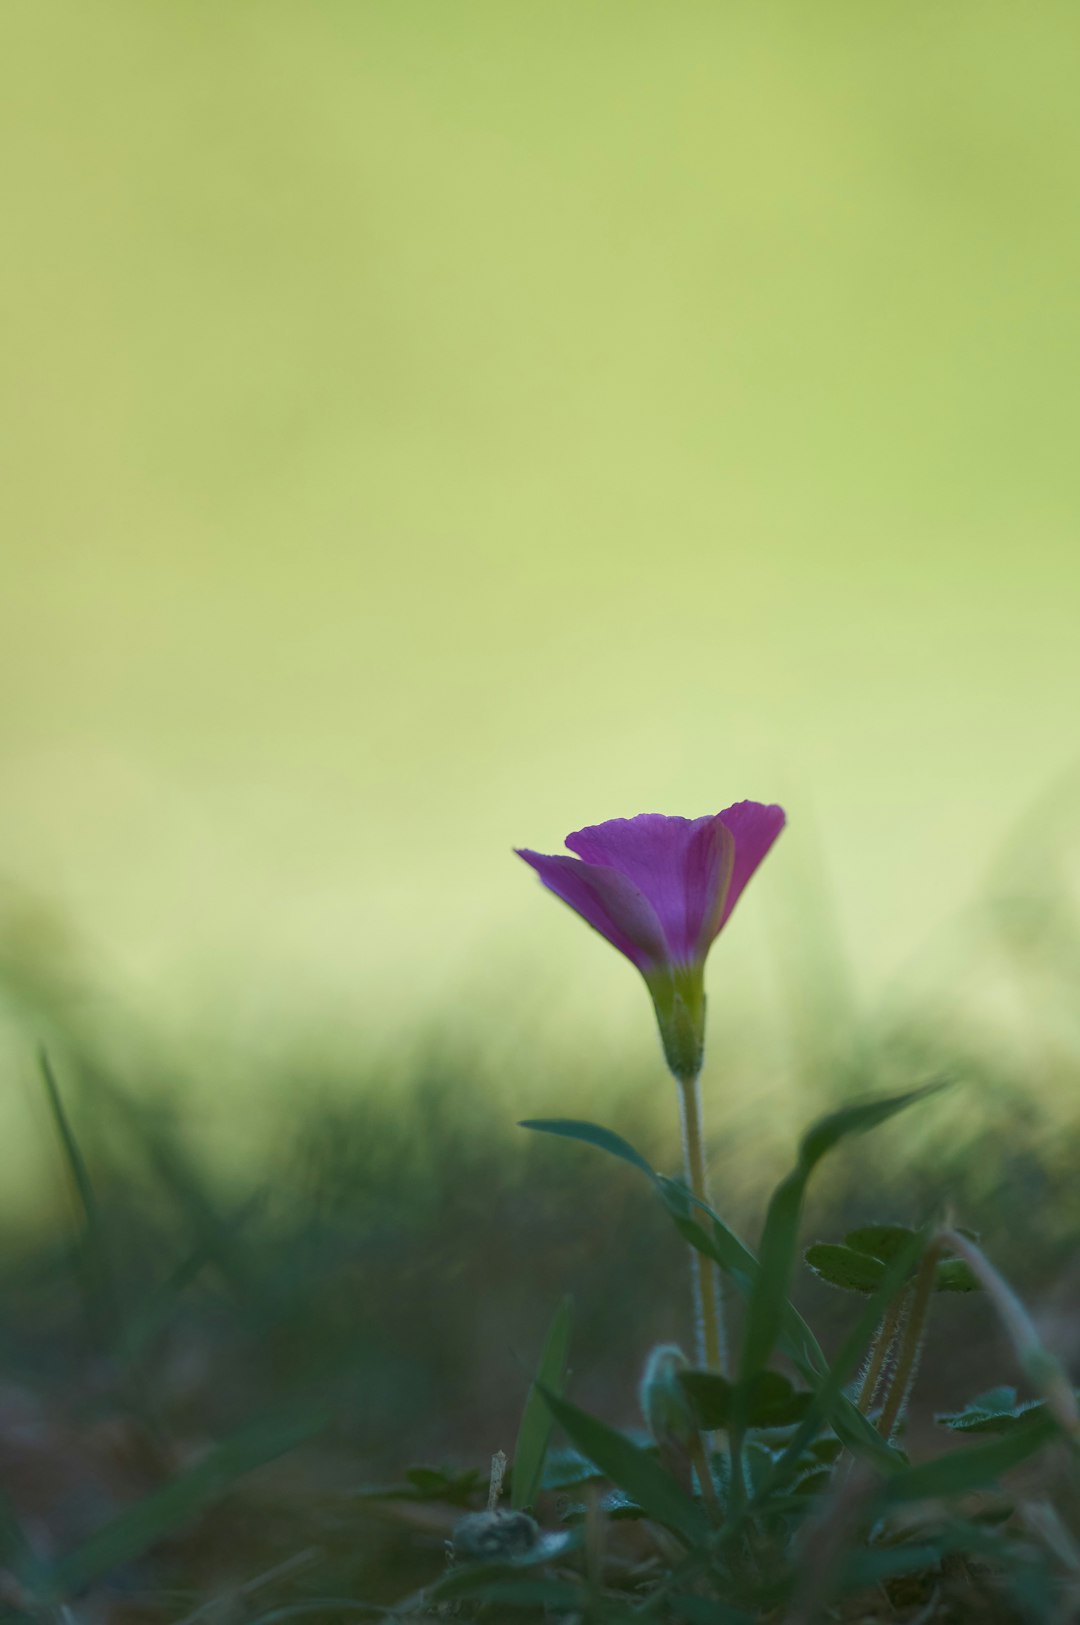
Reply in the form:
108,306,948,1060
0,845,1076,1609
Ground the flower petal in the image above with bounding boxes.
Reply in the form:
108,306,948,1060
515,847,670,972
715,801,787,930
563,814,734,964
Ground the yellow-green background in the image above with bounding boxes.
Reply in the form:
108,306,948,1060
2,2,1078,1098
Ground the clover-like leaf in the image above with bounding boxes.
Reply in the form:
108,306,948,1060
805,1243,888,1293
541,1446,605,1492
936,1389,1050,1435
816,1226,981,1294
844,1223,919,1263
679,1368,812,1431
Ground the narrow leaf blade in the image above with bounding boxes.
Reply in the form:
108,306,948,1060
740,1084,945,1385
46,1411,326,1599
518,1119,656,1179
883,1412,1059,1504
511,1296,573,1511
536,1386,709,1546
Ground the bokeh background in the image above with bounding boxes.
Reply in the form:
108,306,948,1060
1,2,1079,1603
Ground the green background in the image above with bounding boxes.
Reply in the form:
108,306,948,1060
1,2,1077,1128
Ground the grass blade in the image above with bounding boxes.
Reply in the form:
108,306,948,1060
511,1295,573,1512
39,1050,120,1343
659,1178,905,1472
881,1411,1059,1505
536,1386,709,1546
518,1118,657,1179
46,1410,327,1599
761,1228,928,1492
739,1084,946,1387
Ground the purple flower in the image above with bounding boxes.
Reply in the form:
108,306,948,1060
517,803,785,1078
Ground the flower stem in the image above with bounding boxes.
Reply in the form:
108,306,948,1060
687,1433,722,1517
856,1290,908,1415
877,1241,942,1440
677,1072,726,1374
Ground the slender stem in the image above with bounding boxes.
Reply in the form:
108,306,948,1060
856,1290,908,1415
687,1434,722,1518
677,1073,726,1374
878,1242,942,1440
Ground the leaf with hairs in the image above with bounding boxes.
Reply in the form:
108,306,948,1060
759,1227,928,1493
805,1243,888,1293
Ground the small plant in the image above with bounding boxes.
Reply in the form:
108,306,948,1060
398,806,1080,1621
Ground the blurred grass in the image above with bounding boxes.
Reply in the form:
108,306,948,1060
0,807,1076,1602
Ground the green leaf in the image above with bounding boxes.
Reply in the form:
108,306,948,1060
761,1227,928,1492
799,1083,947,1168
739,1084,945,1391
46,1409,326,1599
882,1409,1059,1503
541,1446,605,1490
969,1385,1020,1412
518,1118,656,1179
935,1258,981,1293
658,1177,904,1474
677,1370,734,1429
561,1488,647,1522
680,1369,811,1431
39,1051,121,1346
844,1223,919,1262
536,1385,709,1546
842,1224,979,1292
657,1177,829,1377
511,1295,573,1512
518,1125,833,1406
805,1243,888,1293
808,1436,843,1465
936,1393,1049,1435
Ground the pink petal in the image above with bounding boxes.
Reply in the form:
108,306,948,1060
564,814,735,964
515,848,671,972
716,801,787,929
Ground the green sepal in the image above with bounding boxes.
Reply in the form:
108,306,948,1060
646,965,706,1081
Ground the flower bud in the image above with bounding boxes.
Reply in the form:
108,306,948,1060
640,1343,698,1451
